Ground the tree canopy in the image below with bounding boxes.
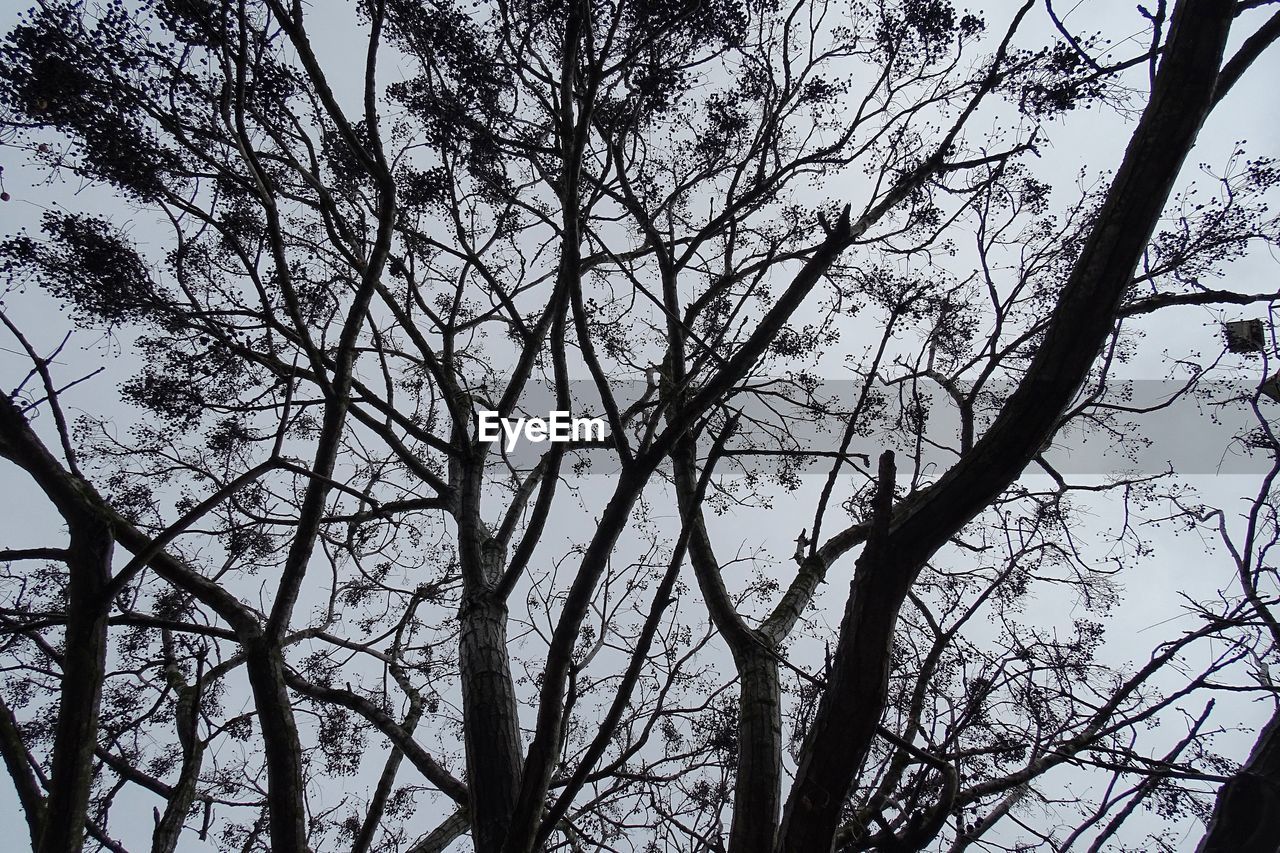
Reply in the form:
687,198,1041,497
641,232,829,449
0,0,1279,851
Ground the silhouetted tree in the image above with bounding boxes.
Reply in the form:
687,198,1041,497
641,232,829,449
0,0,1278,851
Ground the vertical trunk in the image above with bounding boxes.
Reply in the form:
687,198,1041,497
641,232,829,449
243,642,308,853
671,433,787,853
730,652,783,853
152,679,205,853
39,517,112,853
453,441,525,853
775,526,906,851
1197,706,1280,853
151,741,204,853
459,593,523,853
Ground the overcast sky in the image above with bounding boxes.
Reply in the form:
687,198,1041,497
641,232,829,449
1,1,1278,850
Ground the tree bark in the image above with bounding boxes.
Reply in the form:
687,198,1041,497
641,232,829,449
0,394,316,853
778,1,1239,849
732,652,784,853
152,674,205,853
408,807,471,853
779,452,900,852
0,398,115,853
671,432,787,853
1198,705,1280,853
0,695,45,850
244,641,309,853
352,699,423,853
38,517,112,853
452,442,525,853
459,590,524,853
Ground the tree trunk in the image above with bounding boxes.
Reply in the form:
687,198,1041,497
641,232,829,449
0,695,45,849
730,651,784,853
38,517,112,853
777,454,904,852
459,592,524,853
453,444,526,853
244,641,309,853
151,739,204,853
1198,705,1280,853
152,678,205,853
669,430,787,853
777,1,1237,848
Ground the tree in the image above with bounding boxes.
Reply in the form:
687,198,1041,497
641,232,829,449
0,0,1277,850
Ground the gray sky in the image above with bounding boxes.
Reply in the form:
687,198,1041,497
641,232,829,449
0,1,1278,850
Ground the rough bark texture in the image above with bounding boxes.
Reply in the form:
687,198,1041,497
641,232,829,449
777,1,1237,848
459,591,524,853
731,652,784,853
450,420,529,851
1198,706,1280,853
243,642,309,853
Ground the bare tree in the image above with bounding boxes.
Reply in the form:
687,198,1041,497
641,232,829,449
0,0,1278,851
